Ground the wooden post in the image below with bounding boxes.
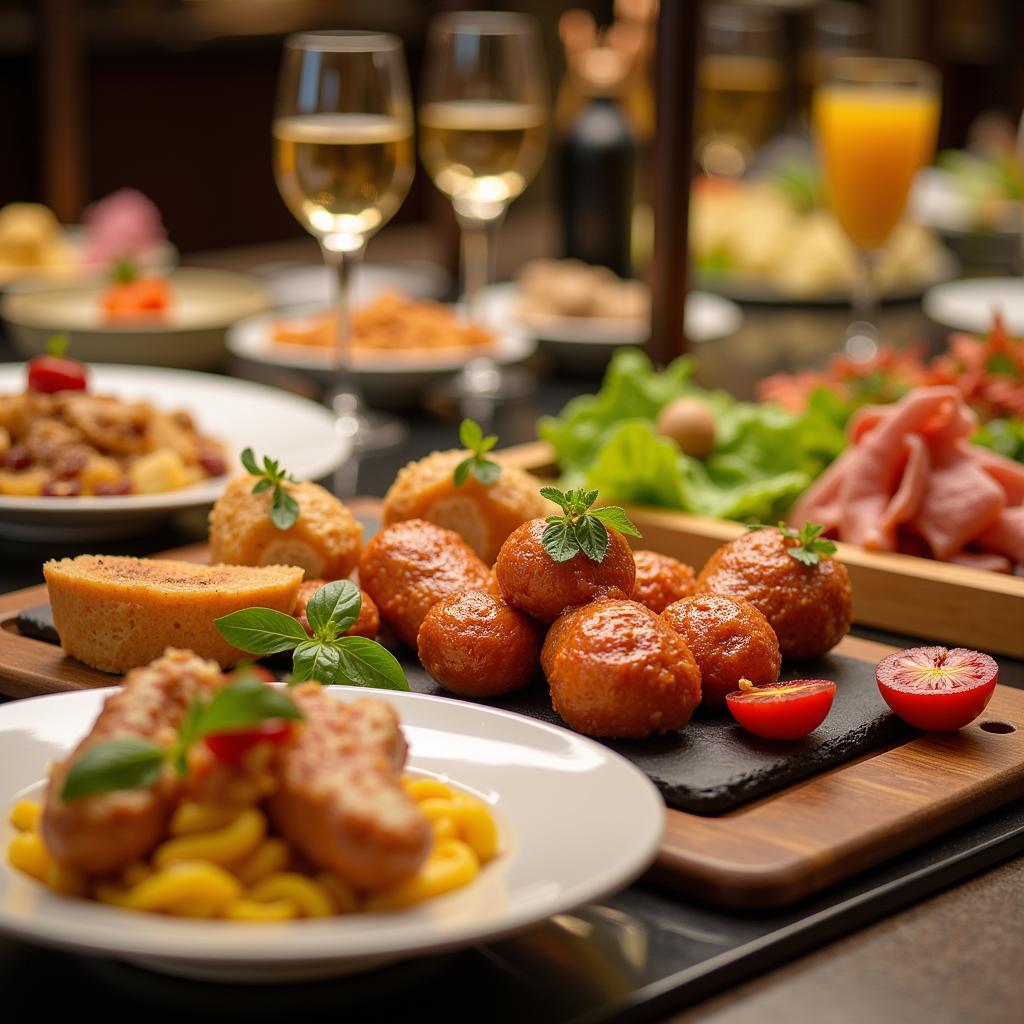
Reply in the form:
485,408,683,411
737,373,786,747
648,0,699,364
36,0,86,220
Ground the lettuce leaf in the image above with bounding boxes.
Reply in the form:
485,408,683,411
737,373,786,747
540,350,844,523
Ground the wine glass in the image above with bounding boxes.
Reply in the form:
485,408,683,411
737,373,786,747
419,11,548,402
813,57,939,357
273,31,414,451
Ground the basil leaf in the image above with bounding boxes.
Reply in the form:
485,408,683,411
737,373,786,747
172,697,207,775
335,637,410,690
539,486,571,511
542,519,580,562
589,505,642,538
198,676,303,734
470,458,501,485
306,579,361,639
269,486,300,530
480,434,498,453
292,639,342,684
214,607,308,654
61,738,167,802
574,516,609,563
459,418,483,450
453,457,472,488
240,447,260,476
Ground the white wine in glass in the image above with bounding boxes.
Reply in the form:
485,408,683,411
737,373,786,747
273,32,414,452
420,12,548,402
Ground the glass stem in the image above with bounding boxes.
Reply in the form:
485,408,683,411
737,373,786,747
845,248,880,359
456,207,504,321
321,239,367,416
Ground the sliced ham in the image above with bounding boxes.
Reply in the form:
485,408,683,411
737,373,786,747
787,385,1023,572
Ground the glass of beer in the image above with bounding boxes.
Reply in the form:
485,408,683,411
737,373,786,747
419,11,547,399
813,57,939,354
273,31,414,451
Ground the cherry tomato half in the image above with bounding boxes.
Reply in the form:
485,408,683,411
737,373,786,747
875,646,998,731
725,678,836,741
203,719,293,764
27,355,88,394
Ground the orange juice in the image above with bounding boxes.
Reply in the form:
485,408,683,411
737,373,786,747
814,86,938,250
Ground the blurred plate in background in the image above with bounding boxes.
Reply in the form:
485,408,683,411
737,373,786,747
923,277,1024,334
1,268,269,370
254,261,451,308
0,364,348,541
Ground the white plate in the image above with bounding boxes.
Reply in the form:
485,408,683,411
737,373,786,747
911,167,1021,237
227,306,536,380
1,268,270,370
0,686,664,983
255,261,451,308
923,277,1024,335
476,283,743,347
0,364,350,541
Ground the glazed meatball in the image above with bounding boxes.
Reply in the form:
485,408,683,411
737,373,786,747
631,550,697,613
417,590,540,697
697,528,852,660
358,519,495,648
495,518,636,623
292,579,380,639
662,594,780,707
542,599,701,738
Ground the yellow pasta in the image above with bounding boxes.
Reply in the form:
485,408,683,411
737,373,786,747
153,808,265,869
364,839,479,912
234,838,290,886
8,778,500,921
9,800,41,833
247,873,333,918
7,832,51,882
124,861,242,914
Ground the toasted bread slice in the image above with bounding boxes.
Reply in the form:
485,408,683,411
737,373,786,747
44,555,304,674
209,476,362,580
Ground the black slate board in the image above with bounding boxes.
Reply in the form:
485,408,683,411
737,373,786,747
17,602,913,816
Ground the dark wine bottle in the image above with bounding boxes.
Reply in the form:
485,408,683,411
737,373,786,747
561,93,637,278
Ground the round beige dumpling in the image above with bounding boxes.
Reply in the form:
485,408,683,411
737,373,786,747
209,476,362,580
382,449,553,565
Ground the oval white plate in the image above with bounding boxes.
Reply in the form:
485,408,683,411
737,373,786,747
922,276,1024,335
0,364,349,540
0,686,664,983
1,268,269,370
475,283,744,346
226,304,536,375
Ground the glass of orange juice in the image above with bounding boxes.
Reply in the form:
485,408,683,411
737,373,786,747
814,57,939,354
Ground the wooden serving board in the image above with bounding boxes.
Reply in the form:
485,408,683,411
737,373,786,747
500,440,1024,660
1,552,1023,907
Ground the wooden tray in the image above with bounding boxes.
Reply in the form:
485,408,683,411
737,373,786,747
1,556,1023,908
500,440,1024,660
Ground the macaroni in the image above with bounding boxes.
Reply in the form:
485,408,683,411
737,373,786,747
6,777,498,922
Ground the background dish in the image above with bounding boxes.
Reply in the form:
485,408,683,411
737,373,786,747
0,364,349,541
0,685,663,983
922,277,1024,335
1,268,269,370
253,261,451,308
476,283,743,370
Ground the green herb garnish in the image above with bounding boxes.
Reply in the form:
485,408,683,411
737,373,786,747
539,486,641,563
109,257,137,284
60,672,303,802
746,520,837,566
215,580,409,692
45,333,70,358
241,448,300,530
453,418,501,487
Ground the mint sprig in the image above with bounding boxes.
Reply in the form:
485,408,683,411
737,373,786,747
241,448,300,530
453,419,501,487
60,671,303,802
539,486,641,563
215,580,409,692
746,521,837,566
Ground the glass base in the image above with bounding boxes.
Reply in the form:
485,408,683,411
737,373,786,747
844,320,879,362
330,392,407,454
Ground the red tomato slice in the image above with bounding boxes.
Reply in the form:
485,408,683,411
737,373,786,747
875,646,998,731
27,355,88,394
204,719,293,764
725,678,836,741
